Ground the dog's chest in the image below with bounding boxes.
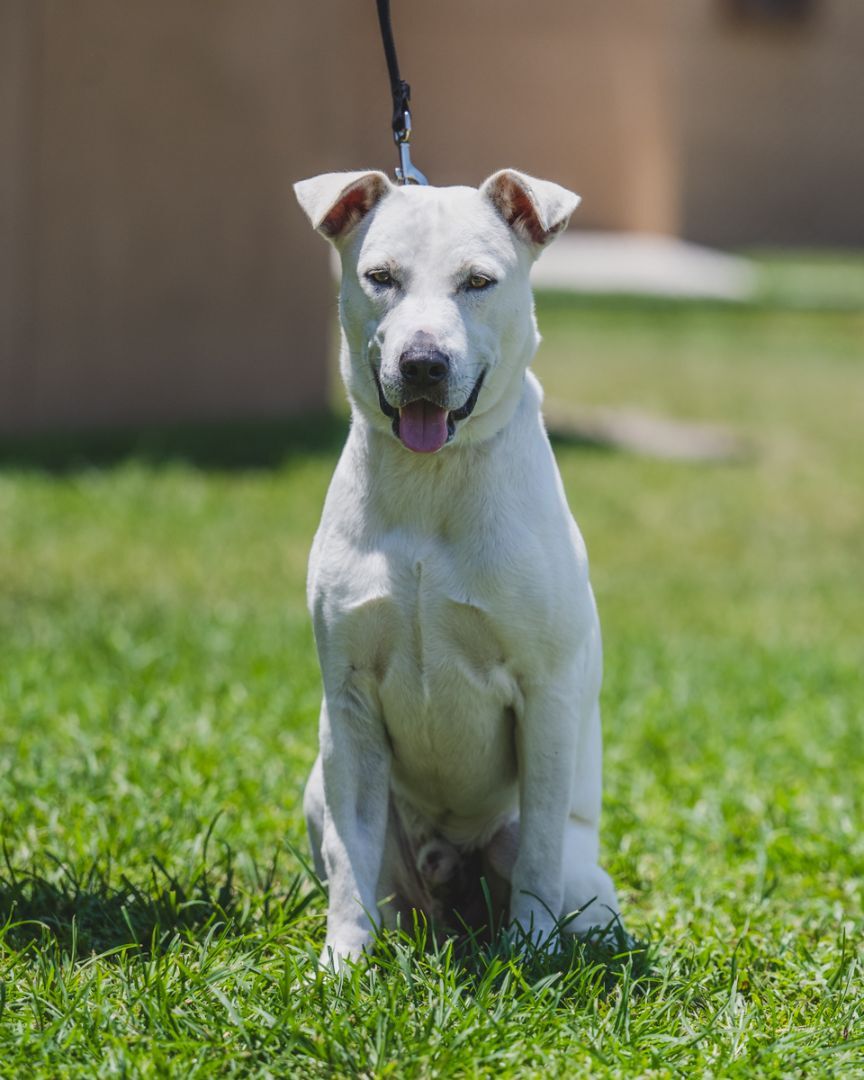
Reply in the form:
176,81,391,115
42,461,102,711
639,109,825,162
336,546,524,821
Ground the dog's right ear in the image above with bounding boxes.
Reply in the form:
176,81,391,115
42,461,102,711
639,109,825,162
293,171,392,244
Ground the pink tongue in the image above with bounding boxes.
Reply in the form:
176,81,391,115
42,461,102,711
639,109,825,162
399,400,449,453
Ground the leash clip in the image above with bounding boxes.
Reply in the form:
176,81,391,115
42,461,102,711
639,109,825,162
377,1,428,185
394,109,427,186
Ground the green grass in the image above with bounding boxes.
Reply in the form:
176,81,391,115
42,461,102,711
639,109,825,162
1,269,863,1075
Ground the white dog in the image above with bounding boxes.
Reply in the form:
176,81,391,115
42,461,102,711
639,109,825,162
294,168,622,967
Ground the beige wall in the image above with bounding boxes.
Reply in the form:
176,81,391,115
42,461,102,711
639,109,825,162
0,2,36,433
678,0,864,246
1,1,347,435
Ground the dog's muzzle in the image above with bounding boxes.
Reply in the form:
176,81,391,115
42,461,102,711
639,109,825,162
374,367,486,454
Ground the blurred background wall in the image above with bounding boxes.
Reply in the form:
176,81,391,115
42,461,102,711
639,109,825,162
678,0,864,246
1,0,862,435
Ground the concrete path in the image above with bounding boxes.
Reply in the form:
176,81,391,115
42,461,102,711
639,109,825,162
532,232,757,300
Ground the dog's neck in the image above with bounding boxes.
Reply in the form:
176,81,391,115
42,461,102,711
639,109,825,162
344,371,547,536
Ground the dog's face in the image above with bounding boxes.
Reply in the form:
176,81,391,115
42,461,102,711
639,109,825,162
295,170,579,452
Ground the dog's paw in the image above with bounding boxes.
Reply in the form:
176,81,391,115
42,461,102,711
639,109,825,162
568,916,635,955
505,903,560,956
318,942,365,974
319,927,374,974
499,920,560,963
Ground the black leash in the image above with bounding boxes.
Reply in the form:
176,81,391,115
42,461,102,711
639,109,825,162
375,0,428,185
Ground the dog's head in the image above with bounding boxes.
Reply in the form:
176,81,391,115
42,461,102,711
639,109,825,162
294,169,579,453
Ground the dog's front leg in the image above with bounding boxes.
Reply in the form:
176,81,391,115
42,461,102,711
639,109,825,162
318,692,391,969
509,677,581,947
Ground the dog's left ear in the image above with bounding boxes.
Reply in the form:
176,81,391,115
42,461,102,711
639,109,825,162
294,170,393,244
481,169,581,251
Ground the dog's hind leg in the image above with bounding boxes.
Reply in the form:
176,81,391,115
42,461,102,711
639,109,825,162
483,814,620,940
303,753,327,881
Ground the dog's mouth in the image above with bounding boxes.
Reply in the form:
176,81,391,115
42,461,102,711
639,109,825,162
373,370,486,454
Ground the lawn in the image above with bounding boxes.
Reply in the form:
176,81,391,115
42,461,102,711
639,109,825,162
1,265,862,1076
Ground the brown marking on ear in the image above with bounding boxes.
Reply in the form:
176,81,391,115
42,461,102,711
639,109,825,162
488,173,550,245
319,175,390,240
482,169,579,249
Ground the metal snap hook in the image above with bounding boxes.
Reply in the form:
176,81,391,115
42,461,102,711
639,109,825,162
394,111,428,186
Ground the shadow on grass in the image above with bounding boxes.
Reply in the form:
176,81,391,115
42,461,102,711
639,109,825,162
0,406,630,477
534,286,864,316
367,910,656,1006
547,431,619,455
0,849,319,957
0,411,349,475
0,847,655,1003
535,290,752,317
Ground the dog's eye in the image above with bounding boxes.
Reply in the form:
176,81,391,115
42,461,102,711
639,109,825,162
366,269,394,287
466,273,495,291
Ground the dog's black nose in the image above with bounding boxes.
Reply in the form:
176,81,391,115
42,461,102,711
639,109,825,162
399,346,450,389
